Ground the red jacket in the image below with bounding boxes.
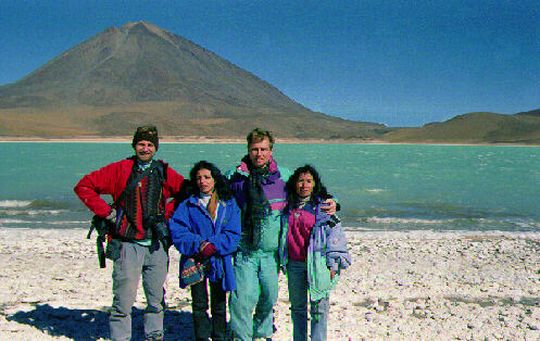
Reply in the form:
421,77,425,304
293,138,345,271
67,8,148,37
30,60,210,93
74,157,185,225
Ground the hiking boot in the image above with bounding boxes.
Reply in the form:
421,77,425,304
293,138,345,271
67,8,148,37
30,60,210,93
145,332,164,341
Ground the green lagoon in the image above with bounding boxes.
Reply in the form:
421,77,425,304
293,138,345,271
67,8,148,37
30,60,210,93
1,142,539,232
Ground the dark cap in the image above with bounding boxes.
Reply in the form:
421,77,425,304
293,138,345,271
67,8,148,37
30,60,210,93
132,125,159,150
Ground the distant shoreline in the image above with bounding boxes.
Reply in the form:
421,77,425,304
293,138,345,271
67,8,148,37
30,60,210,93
0,136,537,146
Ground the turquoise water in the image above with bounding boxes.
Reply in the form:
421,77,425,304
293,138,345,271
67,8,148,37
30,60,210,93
1,142,539,231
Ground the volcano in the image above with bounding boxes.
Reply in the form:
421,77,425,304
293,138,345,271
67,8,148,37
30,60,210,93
0,21,385,139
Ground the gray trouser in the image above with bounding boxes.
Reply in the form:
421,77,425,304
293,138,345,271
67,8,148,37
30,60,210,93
109,240,169,341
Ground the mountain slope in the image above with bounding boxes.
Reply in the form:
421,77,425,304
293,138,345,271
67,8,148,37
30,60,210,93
0,21,385,139
382,111,540,144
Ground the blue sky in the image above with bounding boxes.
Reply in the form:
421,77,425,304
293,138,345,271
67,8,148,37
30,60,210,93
1,1,538,126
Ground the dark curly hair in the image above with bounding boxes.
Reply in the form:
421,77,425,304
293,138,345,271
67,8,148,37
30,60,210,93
286,164,329,210
188,160,233,201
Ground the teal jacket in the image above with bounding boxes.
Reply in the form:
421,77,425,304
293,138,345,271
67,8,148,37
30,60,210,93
227,156,291,252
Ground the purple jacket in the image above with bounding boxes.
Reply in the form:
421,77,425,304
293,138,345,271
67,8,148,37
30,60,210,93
227,156,291,252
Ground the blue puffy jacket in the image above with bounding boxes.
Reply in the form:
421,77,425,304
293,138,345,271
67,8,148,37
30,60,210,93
169,195,241,291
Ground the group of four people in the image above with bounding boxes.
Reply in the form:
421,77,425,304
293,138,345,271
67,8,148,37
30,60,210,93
74,126,351,341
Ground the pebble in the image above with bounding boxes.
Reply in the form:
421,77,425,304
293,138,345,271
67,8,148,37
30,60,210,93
1,228,539,340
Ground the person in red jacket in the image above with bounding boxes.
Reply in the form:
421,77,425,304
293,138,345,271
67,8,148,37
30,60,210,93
74,126,185,341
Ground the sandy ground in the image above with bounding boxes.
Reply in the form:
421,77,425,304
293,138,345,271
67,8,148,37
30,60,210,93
1,136,535,146
0,136,383,145
0,228,539,340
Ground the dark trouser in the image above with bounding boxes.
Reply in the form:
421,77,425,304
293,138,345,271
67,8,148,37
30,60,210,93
191,278,227,341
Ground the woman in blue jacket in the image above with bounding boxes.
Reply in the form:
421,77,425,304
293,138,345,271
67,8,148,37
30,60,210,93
169,160,241,341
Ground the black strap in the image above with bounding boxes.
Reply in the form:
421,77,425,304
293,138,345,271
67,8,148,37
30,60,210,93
114,160,163,208
97,235,106,268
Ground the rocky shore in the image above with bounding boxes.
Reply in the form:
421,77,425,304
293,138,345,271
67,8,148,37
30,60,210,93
0,228,538,340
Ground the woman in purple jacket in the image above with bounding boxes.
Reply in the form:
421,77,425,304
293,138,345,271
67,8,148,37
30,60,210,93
169,161,241,341
281,164,351,341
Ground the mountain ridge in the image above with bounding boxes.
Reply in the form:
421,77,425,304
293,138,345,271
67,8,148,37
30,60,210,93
384,111,540,144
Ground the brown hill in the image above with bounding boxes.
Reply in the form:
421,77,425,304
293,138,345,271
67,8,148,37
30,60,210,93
382,111,540,144
516,109,540,117
0,21,386,139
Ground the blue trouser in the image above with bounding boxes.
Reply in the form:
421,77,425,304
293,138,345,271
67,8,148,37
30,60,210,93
109,240,169,341
287,260,329,341
229,250,279,340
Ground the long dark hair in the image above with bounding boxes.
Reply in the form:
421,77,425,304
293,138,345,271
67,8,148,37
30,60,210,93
188,160,233,200
285,164,329,210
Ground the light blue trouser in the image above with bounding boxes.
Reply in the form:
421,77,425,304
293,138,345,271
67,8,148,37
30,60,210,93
287,260,329,341
229,250,279,340
109,240,168,341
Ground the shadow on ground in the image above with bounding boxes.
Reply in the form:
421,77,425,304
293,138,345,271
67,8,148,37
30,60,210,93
6,304,193,340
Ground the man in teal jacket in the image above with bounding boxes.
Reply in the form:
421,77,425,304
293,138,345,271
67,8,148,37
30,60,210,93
227,128,336,340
